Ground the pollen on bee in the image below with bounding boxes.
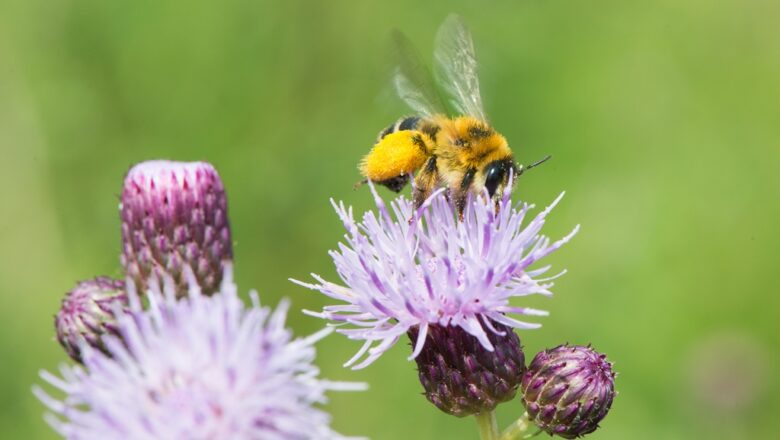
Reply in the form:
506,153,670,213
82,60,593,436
360,131,430,181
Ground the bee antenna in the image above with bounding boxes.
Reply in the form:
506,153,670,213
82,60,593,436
353,179,368,190
516,155,552,176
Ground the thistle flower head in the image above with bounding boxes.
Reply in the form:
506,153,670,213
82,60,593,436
120,160,232,297
54,277,128,363
36,268,364,440
521,344,616,438
294,185,578,369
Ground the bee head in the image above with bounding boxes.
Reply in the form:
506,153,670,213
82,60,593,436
483,158,516,198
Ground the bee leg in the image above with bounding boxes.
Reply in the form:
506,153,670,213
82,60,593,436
412,156,439,210
353,178,368,190
412,182,432,211
452,191,468,221
453,167,477,220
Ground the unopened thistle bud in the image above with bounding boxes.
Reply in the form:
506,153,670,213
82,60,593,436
409,320,526,417
54,277,128,363
120,160,232,297
521,344,616,438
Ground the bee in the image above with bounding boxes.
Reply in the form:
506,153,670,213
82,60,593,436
358,15,549,214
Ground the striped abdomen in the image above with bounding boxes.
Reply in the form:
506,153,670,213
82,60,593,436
377,116,422,141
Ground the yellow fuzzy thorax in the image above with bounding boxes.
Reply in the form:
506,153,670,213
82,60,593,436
360,131,431,181
434,116,511,168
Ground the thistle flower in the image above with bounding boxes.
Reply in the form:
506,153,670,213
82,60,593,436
294,185,577,415
521,344,616,438
35,267,365,440
54,277,128,363
120,160,232,297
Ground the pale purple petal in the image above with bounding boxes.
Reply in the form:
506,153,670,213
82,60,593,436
36,266,364,440
295,188,578,368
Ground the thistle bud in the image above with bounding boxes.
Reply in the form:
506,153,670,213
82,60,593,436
55,277,128,363
120,160,232,297
521,344,616,438
408,320,526,417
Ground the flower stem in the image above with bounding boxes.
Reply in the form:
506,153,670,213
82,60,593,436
499,412,538,440
475,411,499,440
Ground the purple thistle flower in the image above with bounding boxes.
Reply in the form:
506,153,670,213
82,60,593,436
120,160,232,297
54,277,128,363
35,267,365,440
293,185,578,370
521,344,616,438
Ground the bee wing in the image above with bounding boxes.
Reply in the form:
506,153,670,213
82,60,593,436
433,15,487,121
392,30,448,118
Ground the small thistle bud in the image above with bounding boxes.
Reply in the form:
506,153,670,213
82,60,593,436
55,277,128,363
120,160,232,297
521,344,616,438
408,320,526,417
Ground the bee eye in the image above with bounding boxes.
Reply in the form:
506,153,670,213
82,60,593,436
484,161,506,197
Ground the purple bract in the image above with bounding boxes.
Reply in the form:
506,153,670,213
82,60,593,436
521,344,616,438
409,319,526,417
120,160,232,297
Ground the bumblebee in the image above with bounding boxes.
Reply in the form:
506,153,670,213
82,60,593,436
359,15,549,214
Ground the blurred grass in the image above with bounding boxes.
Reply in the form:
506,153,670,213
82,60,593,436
1,0,778,438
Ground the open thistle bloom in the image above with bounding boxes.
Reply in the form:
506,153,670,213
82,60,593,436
35,267,364,440
54,277,128,363
294,184,577,415
521,344,616,438
120,160,232,297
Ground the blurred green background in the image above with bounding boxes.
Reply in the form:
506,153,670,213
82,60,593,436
1,0,778,438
